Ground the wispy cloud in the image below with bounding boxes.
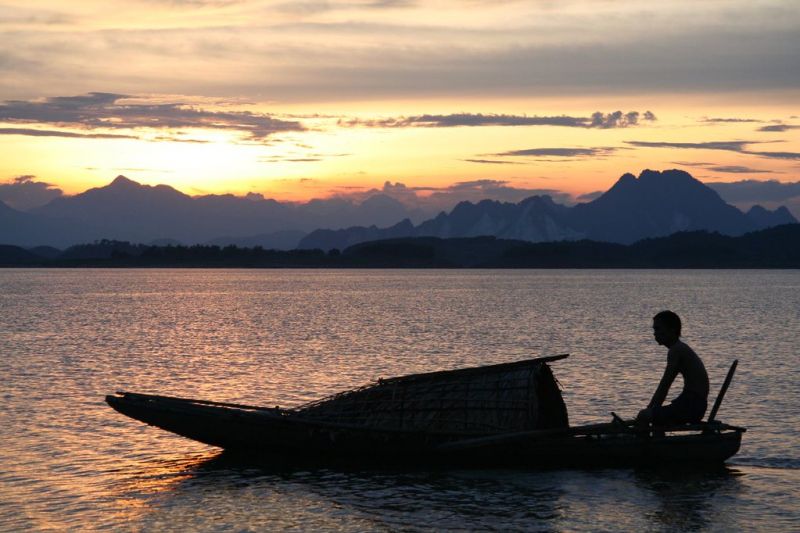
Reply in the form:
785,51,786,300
340,110,655,129
708,179,800,203
626,140,800,161
626,140,751,152
142,1,247,7
707,165,777,174
3,2,799,102
331,178,574,214
700,117,762,124
274,0,416,15
576,190,604,202
749,151,800,160
493,147,618,159
0,93,304,141
462,159,523,165
258,152,350,163
151,135,210,143
758,124,800,132
671,161,777,174
0,127,137,139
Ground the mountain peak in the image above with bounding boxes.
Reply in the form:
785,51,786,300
746,204,798,229
604,169,705,197
605,172,637,194
109,175,141,188
638,168,696,183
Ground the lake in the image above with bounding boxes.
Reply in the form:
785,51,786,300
1,269,798,531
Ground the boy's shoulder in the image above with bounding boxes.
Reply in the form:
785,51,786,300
668,340,697,359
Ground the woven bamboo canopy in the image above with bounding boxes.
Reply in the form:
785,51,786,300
295,354,570,435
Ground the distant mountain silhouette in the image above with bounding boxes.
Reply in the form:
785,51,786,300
567,169,753,242
3,170,797,249
299,169,797,250
418,195,580,241
0,198,86,245
4,176,422,248
745,205,797,229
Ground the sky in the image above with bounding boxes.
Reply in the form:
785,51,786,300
1,0,798,212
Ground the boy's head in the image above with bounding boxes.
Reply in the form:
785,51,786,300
652,310,681,346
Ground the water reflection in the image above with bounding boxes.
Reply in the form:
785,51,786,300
3,269,799,531
633,466,744,531
128,453,567,530
109,453,755,532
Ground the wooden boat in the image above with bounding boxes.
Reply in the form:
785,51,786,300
106,354,745,467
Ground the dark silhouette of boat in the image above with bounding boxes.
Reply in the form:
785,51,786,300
106,355,745,467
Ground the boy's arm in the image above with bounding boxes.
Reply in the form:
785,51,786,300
647,352,680,409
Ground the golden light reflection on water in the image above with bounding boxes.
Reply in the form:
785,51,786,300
109,453,219,522
1,269,799,531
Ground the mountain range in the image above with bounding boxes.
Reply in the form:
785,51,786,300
298,169,796,250
1,169,796,249
0,175,421,248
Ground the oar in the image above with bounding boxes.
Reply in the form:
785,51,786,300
707,359,738,423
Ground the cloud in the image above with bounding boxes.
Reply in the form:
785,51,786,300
758,124,800,132
3,2,799,102
0,5,73,26
701,117,762,124
151,134,211,143
589,110,652,129
340,111,655,129
143,1,246,7
708,179,800,204
275,0,415,15
672,161,778,174
417,179,576,209
0,127,138,139
626,140,751,152
261,157,323,162
0,92,304,141
493,147,617,159
576,190,604,202
462,159,523,165
258,152,350,163
331,179,575,216
747,150,800,160
626,139,800,161
0,175,63,210
707,165,777,174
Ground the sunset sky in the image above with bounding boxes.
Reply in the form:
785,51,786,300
1,0,798,210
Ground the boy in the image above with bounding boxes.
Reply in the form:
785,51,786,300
636,311,709,426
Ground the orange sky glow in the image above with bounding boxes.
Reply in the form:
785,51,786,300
1,0,798,207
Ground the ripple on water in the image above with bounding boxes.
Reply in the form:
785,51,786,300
0,269,798,531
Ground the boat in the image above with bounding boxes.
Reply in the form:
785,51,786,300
105,354,745,468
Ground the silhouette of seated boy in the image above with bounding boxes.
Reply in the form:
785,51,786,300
636,311,709,426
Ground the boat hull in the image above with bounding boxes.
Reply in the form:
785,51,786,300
106,392,743,468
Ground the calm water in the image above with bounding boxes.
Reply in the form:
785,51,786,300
1,269,798,531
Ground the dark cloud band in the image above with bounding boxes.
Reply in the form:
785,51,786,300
626,140,800,161
493,147,617,159
0,93,304,141
709,180,800,203
340,111,655,129
0,127,137,139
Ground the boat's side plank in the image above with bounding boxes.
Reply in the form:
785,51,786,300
116,391,283,413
